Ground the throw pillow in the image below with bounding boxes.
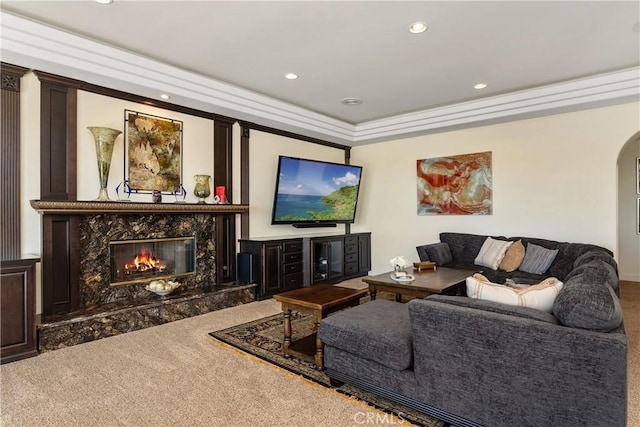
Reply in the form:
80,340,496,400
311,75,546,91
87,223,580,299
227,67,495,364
499,240,525,272
417,242,453,266
518,243,559,274
466,273,564,313
474,237,513,270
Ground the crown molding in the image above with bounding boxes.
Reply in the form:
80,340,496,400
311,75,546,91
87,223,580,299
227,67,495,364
2,11,638,146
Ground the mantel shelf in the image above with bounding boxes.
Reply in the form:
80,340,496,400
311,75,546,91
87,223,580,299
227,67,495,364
30,200,249,215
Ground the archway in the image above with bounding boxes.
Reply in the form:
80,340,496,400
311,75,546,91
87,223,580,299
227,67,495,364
617,130,640,283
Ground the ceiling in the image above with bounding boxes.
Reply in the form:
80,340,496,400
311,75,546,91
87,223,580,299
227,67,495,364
1,1,639,145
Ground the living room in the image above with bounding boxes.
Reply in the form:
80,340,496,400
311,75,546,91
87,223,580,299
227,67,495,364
1,2,639,426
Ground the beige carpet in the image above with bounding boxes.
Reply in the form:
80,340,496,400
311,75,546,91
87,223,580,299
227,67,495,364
1,279,638,427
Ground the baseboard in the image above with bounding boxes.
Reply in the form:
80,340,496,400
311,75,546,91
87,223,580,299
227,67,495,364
324,368,480,427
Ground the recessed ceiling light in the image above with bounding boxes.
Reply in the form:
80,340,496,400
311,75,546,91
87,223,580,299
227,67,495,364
474,83,488,90
160,94,170,100
284,73,298,80
95,0,113,4
409,22,428,34
341,97,363,106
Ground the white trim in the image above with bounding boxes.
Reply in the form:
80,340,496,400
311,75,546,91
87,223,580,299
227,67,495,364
2,11,639,145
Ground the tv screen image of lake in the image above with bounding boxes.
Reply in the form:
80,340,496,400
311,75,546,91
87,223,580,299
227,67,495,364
274,194,338,220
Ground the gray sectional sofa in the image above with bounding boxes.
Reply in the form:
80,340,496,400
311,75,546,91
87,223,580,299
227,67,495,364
318,232,627,427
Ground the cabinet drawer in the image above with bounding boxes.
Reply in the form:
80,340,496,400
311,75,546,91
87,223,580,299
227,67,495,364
283,241,303,253
283,262,303,274
345,244,357,254
345,253,358,263
283,272,304,290
345,262,359,276
283,252,302,264
344,236,358,245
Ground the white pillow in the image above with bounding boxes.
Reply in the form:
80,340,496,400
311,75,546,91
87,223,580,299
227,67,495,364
466,274,563,313
474,237,514,270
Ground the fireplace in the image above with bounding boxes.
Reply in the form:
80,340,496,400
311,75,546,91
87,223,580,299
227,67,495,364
109,236,196,286
31,200,255,353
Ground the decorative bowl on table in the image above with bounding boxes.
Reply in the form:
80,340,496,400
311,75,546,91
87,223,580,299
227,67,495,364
145,279,180,296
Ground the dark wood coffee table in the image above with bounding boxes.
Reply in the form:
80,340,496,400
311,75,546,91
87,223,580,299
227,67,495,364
273,284,367,370
363,267,479,302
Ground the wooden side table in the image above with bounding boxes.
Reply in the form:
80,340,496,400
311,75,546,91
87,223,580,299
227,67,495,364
273,284,367,370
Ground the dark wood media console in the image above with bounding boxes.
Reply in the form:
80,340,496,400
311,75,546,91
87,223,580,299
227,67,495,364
239,232,371,299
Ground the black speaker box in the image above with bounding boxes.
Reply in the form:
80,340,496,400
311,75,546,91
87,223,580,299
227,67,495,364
237,252,253,284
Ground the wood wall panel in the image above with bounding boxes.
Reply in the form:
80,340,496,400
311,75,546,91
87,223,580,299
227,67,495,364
1,63,28,261
214,119,235,283
37,72,80,314
39,79,77,200
41,215,79,314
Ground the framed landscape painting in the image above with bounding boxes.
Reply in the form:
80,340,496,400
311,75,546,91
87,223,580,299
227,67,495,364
124,110,183,193
417,151,493,215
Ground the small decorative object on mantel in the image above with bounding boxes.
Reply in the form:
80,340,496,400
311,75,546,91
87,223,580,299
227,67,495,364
413,261,437,272
173,183,187,203
152,190,162,203
145,279,180,297
215,185,227,204
87,126,122,201
193,174,211,203
115,179,132,202
390,256,410,277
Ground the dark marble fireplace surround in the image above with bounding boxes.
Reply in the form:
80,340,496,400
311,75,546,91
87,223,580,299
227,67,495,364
37,205,255,352
81,213,214,306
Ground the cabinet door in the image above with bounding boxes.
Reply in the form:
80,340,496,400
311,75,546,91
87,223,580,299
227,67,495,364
311,238,344,283
328,238,344,279
358,234,371,273
261,243,283,295
1,260,37,364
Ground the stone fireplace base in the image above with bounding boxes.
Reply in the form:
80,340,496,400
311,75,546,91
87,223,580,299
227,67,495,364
38,283,256,352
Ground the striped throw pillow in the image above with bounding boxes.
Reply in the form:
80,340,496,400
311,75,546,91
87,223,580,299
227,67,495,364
474,237,513,270
518,243,559,274
466,273,563,312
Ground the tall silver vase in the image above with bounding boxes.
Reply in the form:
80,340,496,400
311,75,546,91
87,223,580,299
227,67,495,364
87,127,121,201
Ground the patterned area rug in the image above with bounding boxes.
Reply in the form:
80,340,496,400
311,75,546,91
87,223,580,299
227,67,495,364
209,312,447,427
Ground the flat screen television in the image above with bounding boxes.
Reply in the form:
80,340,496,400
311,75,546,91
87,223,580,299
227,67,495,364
271,156,363,227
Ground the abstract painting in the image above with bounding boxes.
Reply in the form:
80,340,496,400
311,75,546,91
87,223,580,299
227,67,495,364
124,110,182,193
417,151,492,215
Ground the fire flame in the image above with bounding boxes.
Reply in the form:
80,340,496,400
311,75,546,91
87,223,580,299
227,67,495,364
124,248,166,272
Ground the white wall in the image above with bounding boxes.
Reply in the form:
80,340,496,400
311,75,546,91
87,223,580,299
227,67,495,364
351,102,640,275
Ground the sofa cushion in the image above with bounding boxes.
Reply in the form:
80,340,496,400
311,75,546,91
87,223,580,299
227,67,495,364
499,239,525,272
553,270,623,332
426,294,559,324
519,243,559,274
573,249,618,273
416,242,453,266
440,232,490,265
319,300,413,371
474,237,513,270
466,273,563,312
564,260,620,294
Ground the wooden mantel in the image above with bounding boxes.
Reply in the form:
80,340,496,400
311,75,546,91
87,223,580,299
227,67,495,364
30,200,249,215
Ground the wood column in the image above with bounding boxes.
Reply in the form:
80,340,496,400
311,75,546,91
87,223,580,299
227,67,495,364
240,126,250,239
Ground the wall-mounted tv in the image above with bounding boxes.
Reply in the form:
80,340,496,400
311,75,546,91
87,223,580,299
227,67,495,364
271,156,363,227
